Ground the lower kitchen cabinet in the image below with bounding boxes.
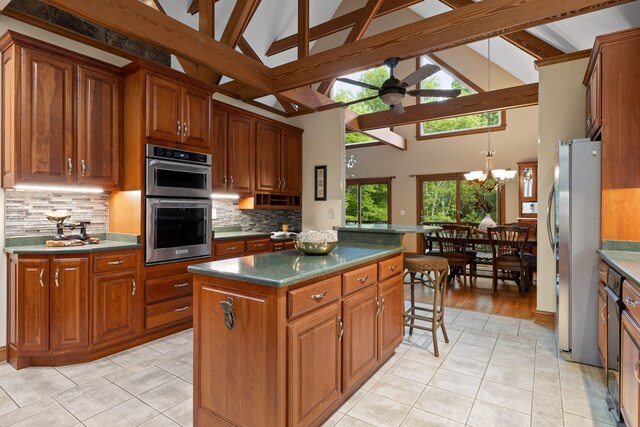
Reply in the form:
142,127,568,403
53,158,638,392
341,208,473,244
11,258,50,353
621,312,640,427
92,269,138,347
50,258,89,352
288,302,342,427
378,274,404,359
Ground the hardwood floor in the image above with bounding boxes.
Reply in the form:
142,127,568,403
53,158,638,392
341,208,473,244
404,272,537,320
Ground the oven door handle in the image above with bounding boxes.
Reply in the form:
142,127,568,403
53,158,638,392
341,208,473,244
148,158,211,171
148,198,211,207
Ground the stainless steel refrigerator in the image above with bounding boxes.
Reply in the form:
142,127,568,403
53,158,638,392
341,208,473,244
551,138,601,365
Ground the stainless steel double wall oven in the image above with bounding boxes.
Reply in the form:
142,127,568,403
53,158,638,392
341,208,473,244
145,144,212,264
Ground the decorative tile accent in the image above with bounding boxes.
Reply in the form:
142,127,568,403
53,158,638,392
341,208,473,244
4,190,109,238
212,199,301,232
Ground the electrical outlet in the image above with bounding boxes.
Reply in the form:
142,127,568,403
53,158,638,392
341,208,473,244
328,208,335,219
400,210,406,216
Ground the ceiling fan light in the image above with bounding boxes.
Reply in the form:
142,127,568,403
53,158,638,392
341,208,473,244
379,92,404,105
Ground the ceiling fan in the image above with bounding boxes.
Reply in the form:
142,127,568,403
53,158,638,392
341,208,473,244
337,57,462,114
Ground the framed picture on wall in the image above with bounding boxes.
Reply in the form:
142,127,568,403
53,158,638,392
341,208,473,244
315,165,327,201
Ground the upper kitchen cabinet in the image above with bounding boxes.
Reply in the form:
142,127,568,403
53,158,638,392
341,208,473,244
585,28,640,241
145,73,211,149
256,124,303,196
0,31,122,190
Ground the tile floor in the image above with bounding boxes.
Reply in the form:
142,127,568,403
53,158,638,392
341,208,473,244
0,307,614,427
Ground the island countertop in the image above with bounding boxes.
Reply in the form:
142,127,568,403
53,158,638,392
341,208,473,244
188,243,402,287
334,224,441,234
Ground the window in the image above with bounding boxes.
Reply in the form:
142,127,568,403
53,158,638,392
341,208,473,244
416,56,506,140
346,178,392,225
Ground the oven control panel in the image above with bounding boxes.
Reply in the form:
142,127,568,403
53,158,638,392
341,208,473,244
146,144,211,165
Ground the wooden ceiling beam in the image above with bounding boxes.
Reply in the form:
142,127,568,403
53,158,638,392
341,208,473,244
199,0,215,38
40,0,272,92
317,0,384,96
188,0,220,15
352,83,539,131
438,0,563,59
345,110,406,150
298,0,309,59
266,0,421,57
270,0,631,93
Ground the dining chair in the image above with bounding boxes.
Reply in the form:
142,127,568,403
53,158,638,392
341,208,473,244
487,226,533,296
436,224,476,287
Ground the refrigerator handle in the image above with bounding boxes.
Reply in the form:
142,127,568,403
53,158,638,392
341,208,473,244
546,184,555,252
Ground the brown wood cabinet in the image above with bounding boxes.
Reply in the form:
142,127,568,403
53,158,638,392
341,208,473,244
1,32,122,190
377,274,404,359
621,311,640,427
50,258,89,352
11,258,50,353
93,270,138,347
145,73,211,150
586,54,601,140
256,123,303,196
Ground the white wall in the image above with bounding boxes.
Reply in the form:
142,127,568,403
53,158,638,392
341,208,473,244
536,57,589,314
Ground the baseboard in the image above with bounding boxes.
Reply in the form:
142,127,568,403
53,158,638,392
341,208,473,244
535,310,556,326
0,346,6,363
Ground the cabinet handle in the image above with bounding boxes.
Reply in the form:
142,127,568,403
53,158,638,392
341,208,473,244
174,306,189,312
625,297,639,307
282,179,286,189
601,303,607,323
183,122,188,136
310,291,327,301
39,268,44,288
177,121,181,135
132,278,136,296
587,115,593,128
226,246,237,250
375,296,380,316
222,176,227,187
254,243,264,247
357,275,368,284
381,296,386,314
67,158,72,175
388,265,398,272
54,268,59,288
107,260,125,265
230,176,234,188
635,360,640,384
338,317,343,341
174,282,189,288
81,159,86,177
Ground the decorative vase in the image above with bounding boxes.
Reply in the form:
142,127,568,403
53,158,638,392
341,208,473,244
478,213,496,233
282,224,289,232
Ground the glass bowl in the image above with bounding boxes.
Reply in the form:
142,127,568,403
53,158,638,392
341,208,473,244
294,241,338,255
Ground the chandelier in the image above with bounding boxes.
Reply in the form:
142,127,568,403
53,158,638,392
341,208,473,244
464,39,516,191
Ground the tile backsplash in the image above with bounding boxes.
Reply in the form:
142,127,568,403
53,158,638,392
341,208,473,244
212,200,302,232
4,190,109,238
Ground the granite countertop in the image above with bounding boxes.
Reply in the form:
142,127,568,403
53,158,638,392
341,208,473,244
188,243,402,287
5,240,142,254
598,249,640,290
213,231,272,241
334,224,442,234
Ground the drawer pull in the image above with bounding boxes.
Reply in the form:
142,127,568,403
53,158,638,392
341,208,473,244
310,291,327,301
54,268,60,288
388,265,398,271
174,306,189,312
226,246,237,250
132,278,137,296
107,260,125,265
375,296,380,316
381,296,386,314
338,317,343,341
357,275,369,284
254,243,264,247
625,297,639,307
39,268,45,288
635,360,640,384
174,282,190,288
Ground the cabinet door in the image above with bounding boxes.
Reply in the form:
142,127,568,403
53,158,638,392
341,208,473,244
377,275,404,359
77,66,121,190
282,130,303,195
50,258,89,351
196,284,278,427
92,270,137,346
211,108,228,192
227,112,254,195
21,48,74,184
587,56,601,139
598,285,607,368
255,121,282,193
621,312,640,427
288,302,342,427
182,86,211,149
342,286,378,391
16,259,49,352
145,74,181,143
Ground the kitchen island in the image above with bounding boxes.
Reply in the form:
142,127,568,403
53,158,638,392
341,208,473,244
188,243,404,427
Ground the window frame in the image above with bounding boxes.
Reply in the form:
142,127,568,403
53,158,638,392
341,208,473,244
346,177,393,225
413,56,507,140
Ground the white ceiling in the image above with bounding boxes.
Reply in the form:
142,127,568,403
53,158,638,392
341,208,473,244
159,0,640,104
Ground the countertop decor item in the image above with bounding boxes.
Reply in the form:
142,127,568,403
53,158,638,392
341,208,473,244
295,229,338,255
294,241,338,255
45,210,71,223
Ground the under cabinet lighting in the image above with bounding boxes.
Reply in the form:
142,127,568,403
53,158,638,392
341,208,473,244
13,184,104,194
211,193,240,200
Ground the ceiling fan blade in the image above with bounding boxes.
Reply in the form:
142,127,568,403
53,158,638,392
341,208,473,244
340,95,380,107
406,89,462,98
391,103,405,115
399,64,440,88
336,77,380,91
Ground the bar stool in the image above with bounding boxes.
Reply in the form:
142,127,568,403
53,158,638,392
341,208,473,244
403,254,449,357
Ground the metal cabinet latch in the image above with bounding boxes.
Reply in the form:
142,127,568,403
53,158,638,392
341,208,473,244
219,297,236,330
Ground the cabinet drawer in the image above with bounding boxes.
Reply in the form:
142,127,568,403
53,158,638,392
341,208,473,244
598,261,609,285
288,276,341,319
623,281,640,323
93,251,137,273
284,241,296,250
342,264,377,296
146,273,192,304
246,238,271,253
215,241,245,257
378,255,403,282
146,295,193,329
